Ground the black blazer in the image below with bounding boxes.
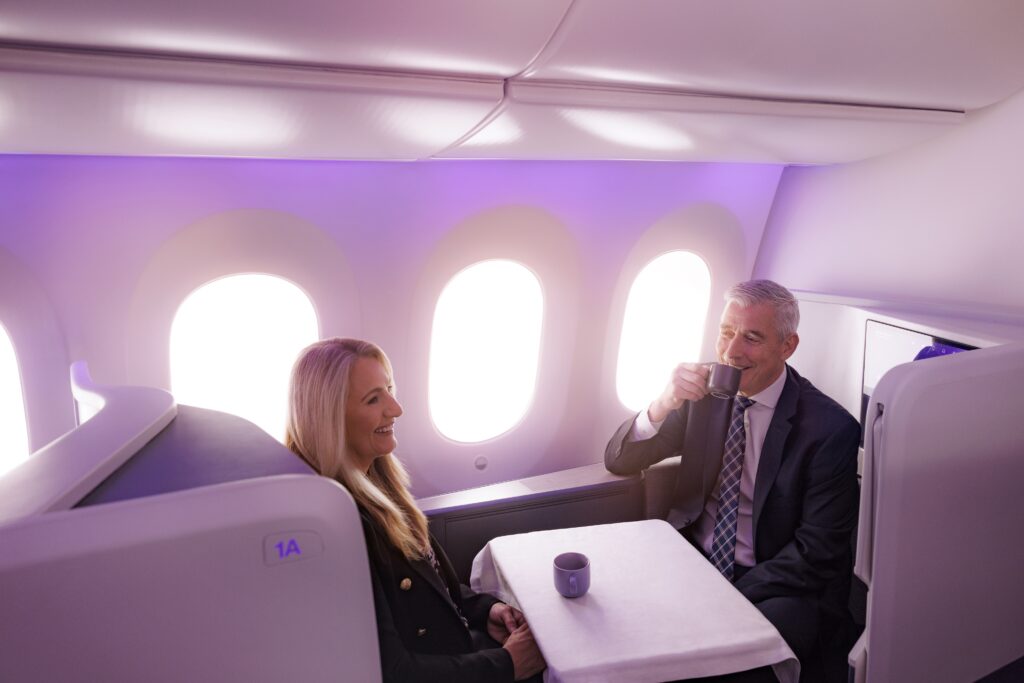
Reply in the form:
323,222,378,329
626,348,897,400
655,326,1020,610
605,365,860,609
359,508,514,683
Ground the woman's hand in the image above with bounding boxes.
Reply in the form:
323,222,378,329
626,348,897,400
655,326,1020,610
487,602,525,644
502,624,546,680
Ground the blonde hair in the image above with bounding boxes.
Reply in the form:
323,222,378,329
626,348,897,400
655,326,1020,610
285,338,430,560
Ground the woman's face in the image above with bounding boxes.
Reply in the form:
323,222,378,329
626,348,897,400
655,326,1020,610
344,356,403,473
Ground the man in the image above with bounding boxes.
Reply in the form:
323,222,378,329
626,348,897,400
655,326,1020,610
605,280,859,672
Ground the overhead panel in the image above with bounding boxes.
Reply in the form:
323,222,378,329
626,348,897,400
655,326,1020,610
440,82,963,164
0,0,572,77
523,0,1024,112
0,48,503,159
0,0,1017,162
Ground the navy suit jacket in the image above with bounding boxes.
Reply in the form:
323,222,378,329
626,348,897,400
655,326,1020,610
360,509,514,683
605,365,860,609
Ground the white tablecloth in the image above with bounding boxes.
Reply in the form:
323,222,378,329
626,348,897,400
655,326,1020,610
470,520,798,683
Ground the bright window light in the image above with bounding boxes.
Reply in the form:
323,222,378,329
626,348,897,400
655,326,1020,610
0,323,30,477
170,274,319,440
429,260,543,443
617,251,711,411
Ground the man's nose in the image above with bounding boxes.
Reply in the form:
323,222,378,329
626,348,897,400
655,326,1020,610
723,335,744,360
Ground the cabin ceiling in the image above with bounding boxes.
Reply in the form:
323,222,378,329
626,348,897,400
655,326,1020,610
1,0,1022,164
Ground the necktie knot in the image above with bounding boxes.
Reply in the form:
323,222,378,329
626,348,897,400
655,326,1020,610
734,396,755,413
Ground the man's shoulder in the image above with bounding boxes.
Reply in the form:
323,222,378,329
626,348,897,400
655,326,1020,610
787,367,859,435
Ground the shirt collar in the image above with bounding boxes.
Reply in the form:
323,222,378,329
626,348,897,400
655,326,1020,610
746,364,787,409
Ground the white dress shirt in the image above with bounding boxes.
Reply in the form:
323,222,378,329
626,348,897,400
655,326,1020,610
630,367,788,568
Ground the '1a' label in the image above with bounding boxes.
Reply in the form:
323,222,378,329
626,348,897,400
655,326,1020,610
264,531,323,566
276,538,302,558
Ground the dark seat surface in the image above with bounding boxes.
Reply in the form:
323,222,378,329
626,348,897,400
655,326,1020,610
77,404,313,507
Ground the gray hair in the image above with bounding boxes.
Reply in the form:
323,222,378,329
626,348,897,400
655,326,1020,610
725,280,800,339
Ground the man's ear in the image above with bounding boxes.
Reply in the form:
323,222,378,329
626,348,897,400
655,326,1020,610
781,333,799,361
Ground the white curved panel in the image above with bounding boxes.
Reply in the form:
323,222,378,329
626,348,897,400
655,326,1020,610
757,87,1024,314
0,47,502,159
402,205,584,494
444,83,962,164
0,362,175,524
0,247,74,450
0,0,571,77
859,343,1024,681
0,475,381,682
0,323,29,475
524,0,1024,111
124,208,360,391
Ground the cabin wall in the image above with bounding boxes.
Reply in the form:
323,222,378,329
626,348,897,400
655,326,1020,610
0,158,781,495
756,86,1024,317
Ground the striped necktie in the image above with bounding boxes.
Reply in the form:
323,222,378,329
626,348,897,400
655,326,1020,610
709,396,755,580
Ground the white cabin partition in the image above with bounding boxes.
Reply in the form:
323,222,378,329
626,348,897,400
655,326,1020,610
851,343,1024,681
0,475,380,683
0,362,175,525
0,365,381,682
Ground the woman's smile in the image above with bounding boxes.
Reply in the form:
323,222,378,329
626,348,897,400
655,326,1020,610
345,357,404,472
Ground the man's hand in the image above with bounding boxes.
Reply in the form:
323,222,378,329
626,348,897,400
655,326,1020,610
648,362,710,423
487,602,525,644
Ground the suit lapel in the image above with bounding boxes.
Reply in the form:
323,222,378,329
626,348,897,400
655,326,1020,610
408,546,464,621
362,508,465,623
410,556,452,599
752,366,798,534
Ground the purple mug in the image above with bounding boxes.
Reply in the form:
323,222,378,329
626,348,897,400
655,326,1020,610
553,552,590,598
707,363,741,399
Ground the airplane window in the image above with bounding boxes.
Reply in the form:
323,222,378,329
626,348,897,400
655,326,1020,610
616,250,711,411
0,323,30,477
429,260,543,443
170,273,319,440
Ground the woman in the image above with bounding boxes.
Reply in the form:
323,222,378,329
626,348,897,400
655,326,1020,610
286,338,546,683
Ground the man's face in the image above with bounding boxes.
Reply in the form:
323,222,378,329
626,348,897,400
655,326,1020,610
715,301,798,396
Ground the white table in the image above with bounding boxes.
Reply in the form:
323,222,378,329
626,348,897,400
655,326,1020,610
470,520,798,683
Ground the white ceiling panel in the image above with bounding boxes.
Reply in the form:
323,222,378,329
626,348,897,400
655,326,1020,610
523,0,1024,111
0,49,502,159
440,83,962,164
0,0,572,77
0,1,1018,162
